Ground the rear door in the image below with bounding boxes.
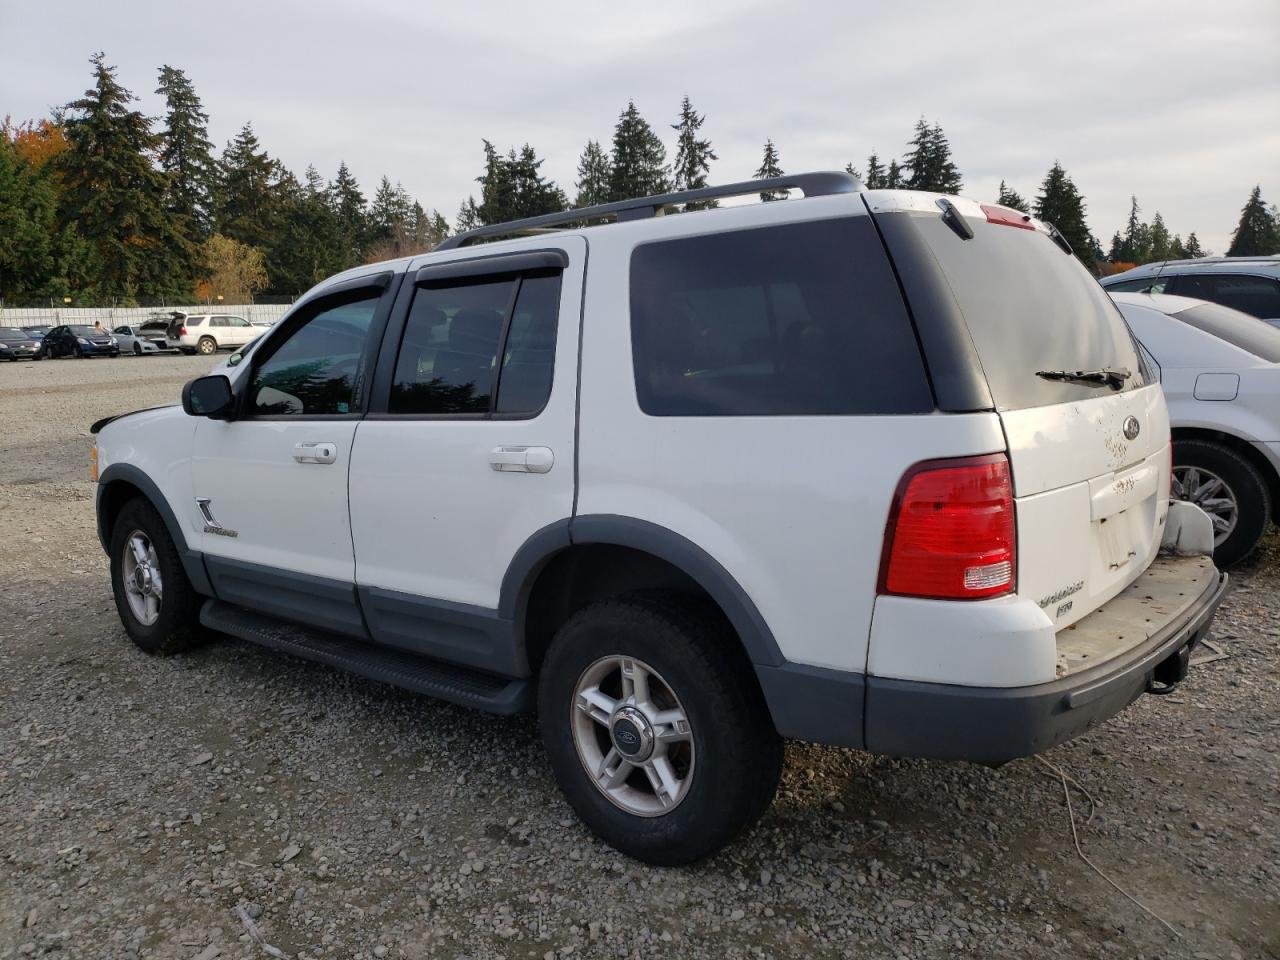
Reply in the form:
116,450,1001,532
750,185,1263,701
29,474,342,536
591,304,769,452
348,240,584,673
871,195,1169,629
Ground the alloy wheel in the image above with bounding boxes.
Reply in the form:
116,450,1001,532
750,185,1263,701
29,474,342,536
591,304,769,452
121,530,163,626
1172,465,1238,546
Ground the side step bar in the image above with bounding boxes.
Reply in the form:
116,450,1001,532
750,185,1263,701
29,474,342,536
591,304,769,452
200,599,531,715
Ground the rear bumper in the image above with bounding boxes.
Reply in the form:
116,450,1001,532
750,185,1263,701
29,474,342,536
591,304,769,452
861,565,1228,763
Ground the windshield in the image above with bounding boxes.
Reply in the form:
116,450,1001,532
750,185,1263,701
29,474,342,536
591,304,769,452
901,214,1147,410
1174,302,1280,363
0,327,29,339
69,325,104,335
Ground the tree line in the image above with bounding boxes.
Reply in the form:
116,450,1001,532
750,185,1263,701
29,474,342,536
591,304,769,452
2,55,1277,306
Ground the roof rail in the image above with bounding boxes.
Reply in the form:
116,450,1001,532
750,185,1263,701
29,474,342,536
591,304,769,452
436,170,863,250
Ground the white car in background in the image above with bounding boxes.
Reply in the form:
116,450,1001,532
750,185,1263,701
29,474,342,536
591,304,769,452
1113,292,1280,565
112,322,172,356
165,313,260,355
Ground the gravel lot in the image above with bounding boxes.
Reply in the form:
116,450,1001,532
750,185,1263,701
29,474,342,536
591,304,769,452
2,354,1278,960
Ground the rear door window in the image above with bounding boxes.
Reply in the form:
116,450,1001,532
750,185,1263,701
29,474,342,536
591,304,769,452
1171,273,1280,319
629,218,932,416
895,214,1147,410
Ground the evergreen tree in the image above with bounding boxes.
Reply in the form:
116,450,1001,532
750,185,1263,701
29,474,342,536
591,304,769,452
903,118,962,194
456,197,481,233
843,161,862,181
1226,185,1279,256
754,139,785,201
265,165,346,293
863,153,886,189
58,53,195,301
671,96,717,208
507,143,567,218
1170,234,1187,260
330,160,368,264
476,140,516,225
1184,232,1205,258
155,65,216,239
1119,196,1149,264
369,175,412,243
0,132,58,299
996,180,1029,213
608,101,669,202
885,159,903,188
216,123,281,251
1108,231,1124,262
574,140,612,208
1148,211,1173,262
1032,162,1096,273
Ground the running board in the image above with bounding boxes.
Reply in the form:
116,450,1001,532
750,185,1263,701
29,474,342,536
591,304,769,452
199,599,531,714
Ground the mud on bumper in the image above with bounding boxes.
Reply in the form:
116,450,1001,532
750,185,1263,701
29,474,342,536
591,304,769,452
861,559,1228,764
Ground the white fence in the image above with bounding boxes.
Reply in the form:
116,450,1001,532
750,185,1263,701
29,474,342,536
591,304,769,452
0,303,293,327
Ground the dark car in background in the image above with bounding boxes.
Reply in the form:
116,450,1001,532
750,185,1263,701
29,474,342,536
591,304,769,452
22,325,51,342
0,327,44,361
40,324,120,358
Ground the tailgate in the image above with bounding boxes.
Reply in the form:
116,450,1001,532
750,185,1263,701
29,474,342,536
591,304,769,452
1004,384,1170,629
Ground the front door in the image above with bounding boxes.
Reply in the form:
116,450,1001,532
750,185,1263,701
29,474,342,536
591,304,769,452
191,276,398,636
349,240,584,673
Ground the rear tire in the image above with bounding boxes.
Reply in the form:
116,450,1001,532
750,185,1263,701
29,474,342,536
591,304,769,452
538,593,782,865
109,498,206,655
1172,439,1271,567
197,336,217,355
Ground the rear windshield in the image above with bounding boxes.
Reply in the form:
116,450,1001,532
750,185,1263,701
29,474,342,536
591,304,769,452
1174,303,1280,362
629,217,933,416
904,215,1148,410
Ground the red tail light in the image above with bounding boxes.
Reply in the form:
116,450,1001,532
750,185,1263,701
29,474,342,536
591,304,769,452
179,326,188,336
880,454,1016,600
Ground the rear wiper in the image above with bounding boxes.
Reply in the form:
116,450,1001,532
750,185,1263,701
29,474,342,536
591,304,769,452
1035,367,1132,390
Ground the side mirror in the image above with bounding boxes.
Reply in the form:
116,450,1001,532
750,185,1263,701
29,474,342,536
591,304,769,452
182,375,235,419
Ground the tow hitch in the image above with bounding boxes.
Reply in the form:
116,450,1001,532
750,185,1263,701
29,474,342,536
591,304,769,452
1147,643,1191,695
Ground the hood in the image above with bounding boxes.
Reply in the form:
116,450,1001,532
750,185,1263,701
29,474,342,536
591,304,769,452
90,404,178,434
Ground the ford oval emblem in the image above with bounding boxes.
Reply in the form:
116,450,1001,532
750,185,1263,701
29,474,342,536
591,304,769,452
1122,416,1141,441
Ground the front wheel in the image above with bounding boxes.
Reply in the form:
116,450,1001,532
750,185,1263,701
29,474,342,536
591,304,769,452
197,336,217,355
73,344,84,358
538,594,782,865
109,498,206,654
133,342,143,356
1172,439,1271,566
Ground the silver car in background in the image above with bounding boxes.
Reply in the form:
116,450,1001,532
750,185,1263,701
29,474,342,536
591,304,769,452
1112,291,1280,565
1102,256,1280,327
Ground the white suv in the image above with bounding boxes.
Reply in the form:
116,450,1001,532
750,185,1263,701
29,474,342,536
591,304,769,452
166,313,258,355
91,174,1226,864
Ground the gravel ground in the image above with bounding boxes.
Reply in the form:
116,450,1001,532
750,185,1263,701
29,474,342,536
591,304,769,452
1,355,1278,960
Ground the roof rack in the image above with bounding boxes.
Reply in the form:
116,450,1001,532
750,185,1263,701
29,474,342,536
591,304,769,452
436,170,863,250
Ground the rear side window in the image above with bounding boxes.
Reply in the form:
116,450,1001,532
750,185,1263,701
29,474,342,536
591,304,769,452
1171,273,1280,319
900,215,1147,410
629,218,933,416
1105,276,1171,294
1173,302,1280,362
388,270,562,416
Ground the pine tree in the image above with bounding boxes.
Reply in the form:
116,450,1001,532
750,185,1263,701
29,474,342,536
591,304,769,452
1108,231,1124,262
507,143,567,218
1184,232,1206,258
1226,185,1279,256
885,159,903,188
574,140,612,208
155,65,216,239
1033,162,1096,273
863,153,886,189
330,161,367,264
755,139,784,201
369,175,412,243
58,53,195,301
1148,211,1173,262
671,96,717,208
476,140,516,225
608,101,669,202
265,165,346,293
216,123,281,251
456,197,480,233
1119,196,1149,264
843,161,862,181
0,132,59,299
996,180,1029,213
903,118,962,194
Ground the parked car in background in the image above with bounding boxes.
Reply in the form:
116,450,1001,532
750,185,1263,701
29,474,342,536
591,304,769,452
93,174,1226,864
1112,291,1280,565
0,326,43,361
166,313,259,355
21,325,51,342
40,324,119,358
1102,256,1280,325
112,322,173,356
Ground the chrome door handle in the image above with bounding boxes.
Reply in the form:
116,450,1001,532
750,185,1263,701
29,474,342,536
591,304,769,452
293,441,337,464
489,446,554,474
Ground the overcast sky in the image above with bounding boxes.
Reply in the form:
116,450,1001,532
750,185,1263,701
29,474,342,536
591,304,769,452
3,0,1278,253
